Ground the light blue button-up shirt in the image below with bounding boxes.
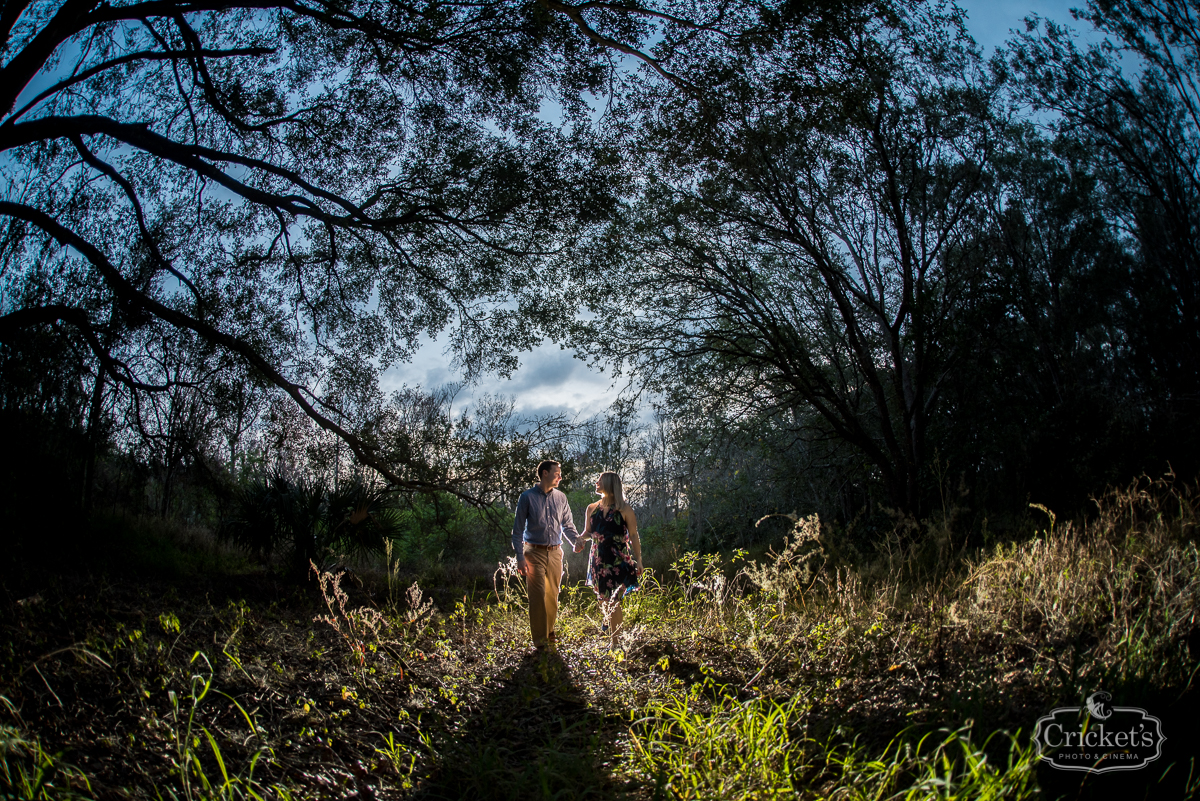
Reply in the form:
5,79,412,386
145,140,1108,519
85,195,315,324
512,485,579,566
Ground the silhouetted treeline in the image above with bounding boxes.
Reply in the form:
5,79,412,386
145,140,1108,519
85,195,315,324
3,0,1200,557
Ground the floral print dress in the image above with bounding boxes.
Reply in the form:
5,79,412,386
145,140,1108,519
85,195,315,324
586,505,639,597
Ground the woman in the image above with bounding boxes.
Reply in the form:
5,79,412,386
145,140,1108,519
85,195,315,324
582,470,642,647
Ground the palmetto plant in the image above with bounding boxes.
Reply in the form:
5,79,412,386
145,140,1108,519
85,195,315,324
220,472,402,567
321,480,404,562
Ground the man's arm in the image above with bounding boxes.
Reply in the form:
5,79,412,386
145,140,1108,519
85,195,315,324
574,501,594,553
512,492,529,568
559,492,580,549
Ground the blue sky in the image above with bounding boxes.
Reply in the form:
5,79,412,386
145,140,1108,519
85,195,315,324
965,0,1083,53
380,0,1087,422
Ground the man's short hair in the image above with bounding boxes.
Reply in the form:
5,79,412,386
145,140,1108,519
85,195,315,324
537,459,561,479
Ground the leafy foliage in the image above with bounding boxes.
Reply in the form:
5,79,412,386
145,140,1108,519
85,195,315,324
219,470,407,567
0,0,685,504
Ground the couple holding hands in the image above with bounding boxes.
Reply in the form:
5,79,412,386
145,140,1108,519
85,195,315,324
511,460,642,650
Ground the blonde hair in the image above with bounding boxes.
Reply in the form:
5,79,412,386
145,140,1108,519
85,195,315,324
599,471,626,510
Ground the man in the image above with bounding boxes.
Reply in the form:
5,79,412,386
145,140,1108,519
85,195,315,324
512,460,583,649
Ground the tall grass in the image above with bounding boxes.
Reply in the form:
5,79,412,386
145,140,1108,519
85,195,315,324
818,726,1040,801
163,652,278,801
630,692,807,798
614,476,1200,798
629,690,1041,800
958,482,1200,694
0,698,91,800
3,476,1196,798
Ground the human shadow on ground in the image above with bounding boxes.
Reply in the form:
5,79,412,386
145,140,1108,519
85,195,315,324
413,648,629,800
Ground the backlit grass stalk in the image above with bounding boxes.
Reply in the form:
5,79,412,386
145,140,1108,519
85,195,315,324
820,727,1040,801
629,690,1040,801
629,692,805,799
0,717,91,800
164,652,275,801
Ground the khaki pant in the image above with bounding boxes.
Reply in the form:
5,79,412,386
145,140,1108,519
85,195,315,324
524,543,563,647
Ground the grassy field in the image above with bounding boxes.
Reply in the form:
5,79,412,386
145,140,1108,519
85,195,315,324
2,480,1198,799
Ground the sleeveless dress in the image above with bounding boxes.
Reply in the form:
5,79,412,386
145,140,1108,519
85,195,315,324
586,505,639,597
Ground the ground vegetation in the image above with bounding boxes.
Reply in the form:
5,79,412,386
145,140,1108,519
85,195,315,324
1,478,1196,799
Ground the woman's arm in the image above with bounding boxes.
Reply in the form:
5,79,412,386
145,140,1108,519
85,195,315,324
625,506,642,570
579,502,597,541
583,502,597,538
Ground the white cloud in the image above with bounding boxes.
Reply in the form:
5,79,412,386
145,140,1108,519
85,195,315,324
380,335,623,420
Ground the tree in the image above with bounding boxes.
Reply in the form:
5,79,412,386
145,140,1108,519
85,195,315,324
943,123,1136,512
1008,0,1200,480
0,0,703,504
578,1,1000,514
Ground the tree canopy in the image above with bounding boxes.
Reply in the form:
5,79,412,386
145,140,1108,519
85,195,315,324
5,0,1200,539
572,2,1000,514
0,0,704,501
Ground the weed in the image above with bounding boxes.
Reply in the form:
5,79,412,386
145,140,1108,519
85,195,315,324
0,696,90,800
401,580,436,634
744,512,827,604
161,652,275,801
493,555,525,606
375,732,418,790
310,560,387,673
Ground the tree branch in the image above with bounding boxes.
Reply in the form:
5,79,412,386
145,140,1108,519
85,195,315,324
0,199,488,503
